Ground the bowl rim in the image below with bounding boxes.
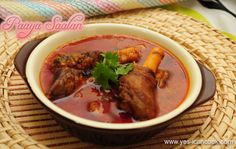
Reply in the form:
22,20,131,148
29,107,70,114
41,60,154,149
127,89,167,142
26,23,202,130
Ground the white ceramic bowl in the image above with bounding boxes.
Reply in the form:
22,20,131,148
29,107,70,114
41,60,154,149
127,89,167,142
25,23,203,145
26,23,202,130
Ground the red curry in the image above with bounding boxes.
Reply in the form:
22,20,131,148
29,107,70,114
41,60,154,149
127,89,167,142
40,35,189,123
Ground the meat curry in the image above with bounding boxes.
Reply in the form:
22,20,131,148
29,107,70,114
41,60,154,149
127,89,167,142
40,35,189,123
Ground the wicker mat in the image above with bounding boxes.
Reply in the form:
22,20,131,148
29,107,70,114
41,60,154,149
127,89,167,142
0,8,236,149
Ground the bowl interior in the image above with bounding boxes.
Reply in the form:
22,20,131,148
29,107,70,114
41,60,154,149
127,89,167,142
26,23,202,129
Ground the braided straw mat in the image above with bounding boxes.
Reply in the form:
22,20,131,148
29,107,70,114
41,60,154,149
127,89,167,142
0,8,235,149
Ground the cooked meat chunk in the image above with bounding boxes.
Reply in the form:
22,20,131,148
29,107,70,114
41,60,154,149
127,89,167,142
52,46,142,71
52,54,77,68
115,45,143,64
156,70,169,88
47,68,84,99
52,51,102,70
118,65,157,120
87,101,101,112
75,51,102,70
48,47,142,99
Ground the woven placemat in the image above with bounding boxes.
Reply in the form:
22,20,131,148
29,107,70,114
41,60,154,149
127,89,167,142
0,8,235,149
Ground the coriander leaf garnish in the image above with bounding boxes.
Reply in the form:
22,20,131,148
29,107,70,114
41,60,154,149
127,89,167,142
92,63,118,89
115,63,133,75
101,52,119,69
92,52,133,89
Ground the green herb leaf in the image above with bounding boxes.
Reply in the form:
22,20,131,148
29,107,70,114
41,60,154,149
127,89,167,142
102,52,119,69
92,52,134,89
115,63,133,75
92,63,118,90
